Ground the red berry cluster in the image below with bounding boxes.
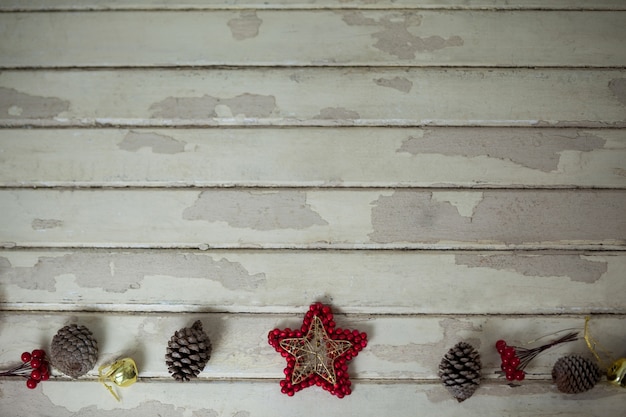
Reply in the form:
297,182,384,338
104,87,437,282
495,340,526,381
268,302,368,398
495,331,579,383
0,349,51,389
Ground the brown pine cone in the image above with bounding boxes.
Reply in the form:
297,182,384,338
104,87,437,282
552,355,602,394
438,342,482,402
165,320,212,382
50,324,99,378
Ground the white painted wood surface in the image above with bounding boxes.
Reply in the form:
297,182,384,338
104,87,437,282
1,69,625,127
1,128,625,188
1,189,625,249
2,250,625,314
2,11,625,67
1,1,625,415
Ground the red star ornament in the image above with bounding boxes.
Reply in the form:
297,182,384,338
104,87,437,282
268,302,368,398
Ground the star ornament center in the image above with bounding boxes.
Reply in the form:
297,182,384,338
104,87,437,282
268,302,368,398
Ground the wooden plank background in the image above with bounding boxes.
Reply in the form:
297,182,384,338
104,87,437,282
0,1,625,416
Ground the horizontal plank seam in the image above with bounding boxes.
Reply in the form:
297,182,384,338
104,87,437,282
2,247,624,254
0,122,624,132
3,7,626,12
1,65,625,71
1,185,625,190
0,310,623,318
3,244,625,251
0,376,582,384
4,121,625,129
1,185,624,192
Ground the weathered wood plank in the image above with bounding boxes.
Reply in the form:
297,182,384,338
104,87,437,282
1,69,625,127
1,128,625,188
0,380,622,417
1,189,624,249
2,0,625,11
2,11,625,67
1,250,624,314
0,313,622,380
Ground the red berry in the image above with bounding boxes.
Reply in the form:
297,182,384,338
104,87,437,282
500,357,510,366
26,378,38,389
40,372,50,381
505,372,515,381
495,340,507,350
31,349,45,359
31,370,42,381
38,360,49,371
30,358,42,369
510,357,521,368
21,352,32,363
514,370,525,381
503,346,516,358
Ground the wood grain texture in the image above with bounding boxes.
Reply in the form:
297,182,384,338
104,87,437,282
1,69,625,127
1,189,624,249
0,313,622,380
2,11,625,67
1,128,625,188
2,250,623,314
2,0,626,11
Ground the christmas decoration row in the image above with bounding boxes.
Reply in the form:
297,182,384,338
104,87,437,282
438,316,625,401
1,304,624,402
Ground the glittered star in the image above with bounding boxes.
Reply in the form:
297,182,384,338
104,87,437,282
280,315,352,385
268,302,368,398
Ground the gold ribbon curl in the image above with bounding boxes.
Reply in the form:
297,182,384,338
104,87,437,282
584,317,625,387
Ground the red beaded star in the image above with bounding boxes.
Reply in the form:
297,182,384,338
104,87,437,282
268,302,367,398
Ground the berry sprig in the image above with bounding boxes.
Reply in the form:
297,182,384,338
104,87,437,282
496,332,579,382
0,349,51,389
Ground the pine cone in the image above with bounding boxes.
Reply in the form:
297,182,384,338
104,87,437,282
50,324,98,378
552,355,602,394
438,342,482,402
165,320,212,382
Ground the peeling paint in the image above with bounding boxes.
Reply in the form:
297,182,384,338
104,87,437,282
150,93,276,119
27,396,196,417
424,386,455,403
370,319,481,365
615,168,626,177
183,191,328,230
340,11,464,59
232,412,251,417
0,253,266,293
608,78,626,106
314,107,360,120
0,87,69,119
455,254,607,284
369,190,626,244
31,219,64,230
374,76,413,93
119,131,186,154
193,409,219,417
397,129,607,172
227,11,262,40
431,192,483,218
